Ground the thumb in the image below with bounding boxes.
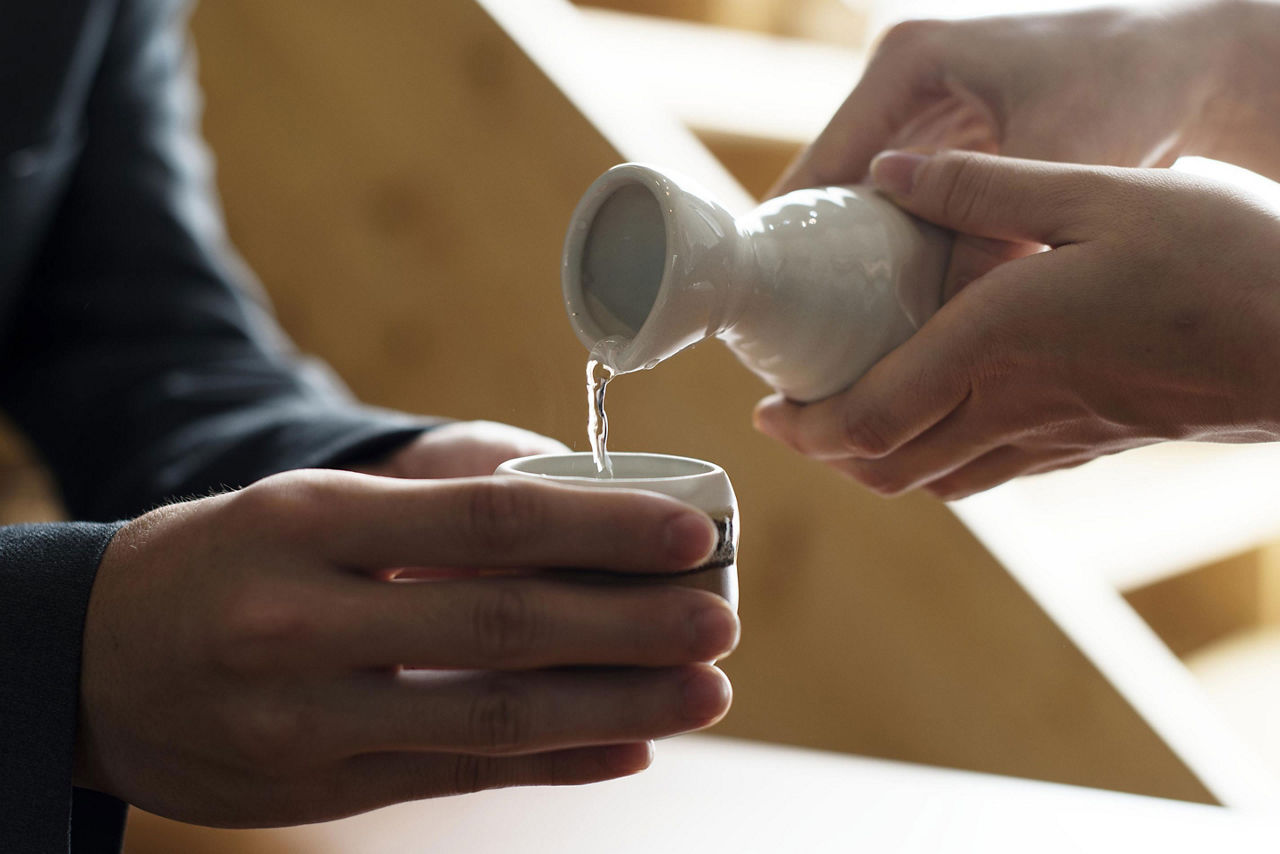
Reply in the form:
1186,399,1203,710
870,150,1100,246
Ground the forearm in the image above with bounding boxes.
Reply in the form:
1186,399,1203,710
1189,0,1280,180
0,0,433,521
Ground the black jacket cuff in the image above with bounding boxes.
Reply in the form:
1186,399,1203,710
0,522,126,853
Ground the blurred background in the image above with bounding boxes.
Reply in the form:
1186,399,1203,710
7,0,1280,846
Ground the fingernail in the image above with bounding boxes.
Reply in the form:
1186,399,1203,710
682,668,732,722
752,406,780,437
690,605,740,660
664,513,717,566
871,151,928,196
753,397,794,440
604,741,654,774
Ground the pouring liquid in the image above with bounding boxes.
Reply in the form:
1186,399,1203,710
586,338,624,477
587,357,615,477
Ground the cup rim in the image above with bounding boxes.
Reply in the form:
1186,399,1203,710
496,451,723,483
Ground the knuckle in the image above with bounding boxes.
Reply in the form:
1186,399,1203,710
962,313,1026,385
223,480,284,532
471,587,540,665
463,479,543,553
924,480,965,502
225,699,314,770
853,464,909,497
878,18,946,54
1043,173,1097,216
467,676,533,754
449,754,494,795
228,470,334,540
1041,173,1108,241
935,153,998,230
841,407,895,458
211,583,315,675
1091,393,1160,436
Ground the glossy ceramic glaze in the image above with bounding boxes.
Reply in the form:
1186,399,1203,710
495,452,738,609
562,163,951,401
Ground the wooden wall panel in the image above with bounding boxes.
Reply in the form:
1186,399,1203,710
0,417,62,525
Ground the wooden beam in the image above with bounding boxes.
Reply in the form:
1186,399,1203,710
576,9,863,146
1125,551,1266,659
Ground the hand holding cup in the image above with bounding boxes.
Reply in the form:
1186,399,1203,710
76,468,739,827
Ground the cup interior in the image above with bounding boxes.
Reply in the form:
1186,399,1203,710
499,452,717,481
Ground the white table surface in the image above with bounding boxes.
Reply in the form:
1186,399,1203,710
138,735,1277,853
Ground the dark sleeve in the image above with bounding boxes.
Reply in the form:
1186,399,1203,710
2,1,440,850
0,0,435,525
0,522,124,854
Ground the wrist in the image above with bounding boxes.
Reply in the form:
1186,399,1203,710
1159,1,1235,156
1184,1,1280,177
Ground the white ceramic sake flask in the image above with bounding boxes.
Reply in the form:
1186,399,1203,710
562,163,951,401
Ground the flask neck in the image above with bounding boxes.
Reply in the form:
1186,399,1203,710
719,185,951,401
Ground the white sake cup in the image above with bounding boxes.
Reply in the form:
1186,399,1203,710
494,452,738,609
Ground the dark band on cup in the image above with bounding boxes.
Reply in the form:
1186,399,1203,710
529,513,736,608
700,516,736,570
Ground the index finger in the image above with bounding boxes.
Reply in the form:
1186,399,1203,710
769,23,954,197
257,473,719,573
770,72,899,198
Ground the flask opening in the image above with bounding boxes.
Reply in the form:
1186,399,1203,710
564,163,727,374
578,181,666,340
